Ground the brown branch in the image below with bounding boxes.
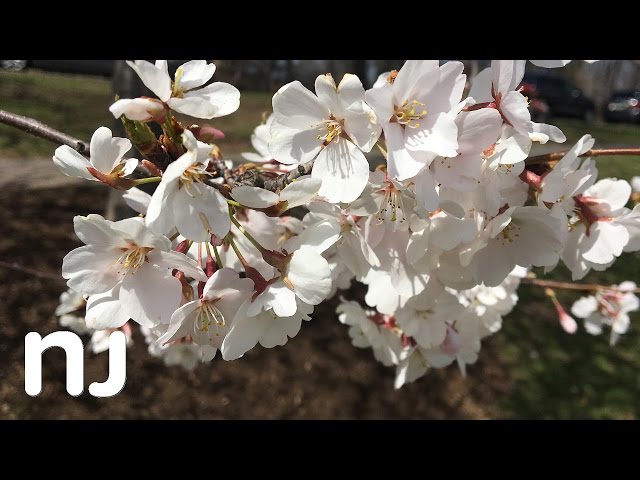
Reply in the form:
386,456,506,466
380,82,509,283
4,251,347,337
0,109,90,155
521,277,640,294
525,148,640,166
263,158,315,192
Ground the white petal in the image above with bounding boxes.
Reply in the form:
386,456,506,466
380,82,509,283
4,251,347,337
268,121,321,165
529,60,571,68
109,98,165,121
89,127,132,174
53,145,94,180
571,295,598,318
468,67,492,103
272,81,329,128
153,250,207,281
62,246,121,295
85,284,130,329
111,216,171,250
230,186,279,208
456,109,502,155
582,221,629,264
122,187,151,215
175,60,216,91
393,60,439,103
500,91,533,135
168,82,240,119
384,123,427,180
280,177,322,208
73,214,124,248
247,281,297,317
120,265,181,326
584,179,632,213
364,82,395,124
405,111,459,158
290,219,341,254
414,167,439,211
173,186,230,242
157,301,200,345
287,247,332,305
220,305,264,360
312,140,370,203
126,60,172,101
314,74,340,115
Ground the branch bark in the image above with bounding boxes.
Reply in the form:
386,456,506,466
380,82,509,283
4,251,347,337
0,109,90,155
525,148,640,166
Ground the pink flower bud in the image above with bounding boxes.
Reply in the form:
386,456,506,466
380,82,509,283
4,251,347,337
556,303,578,334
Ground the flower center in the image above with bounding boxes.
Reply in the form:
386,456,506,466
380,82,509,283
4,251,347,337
315,118,343,145
499,223,521,244
179,163,212,197
394,100,427,128
172,67,185,97
194,300,226,336
115,245,152,274
376,181,407,226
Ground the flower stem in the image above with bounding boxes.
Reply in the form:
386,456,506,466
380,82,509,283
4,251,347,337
230,214,266,254
211,243,223,268
132,176,162,186
226,234,249,268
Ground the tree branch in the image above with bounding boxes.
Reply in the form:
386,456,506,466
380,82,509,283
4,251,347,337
263,158,315,192
521,277,640,294
0,109,90,156
525,148,640,166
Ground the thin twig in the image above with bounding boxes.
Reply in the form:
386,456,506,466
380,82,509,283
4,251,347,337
0,260,66,283
521,277,640,294
525,148,640,166
0,109,90,155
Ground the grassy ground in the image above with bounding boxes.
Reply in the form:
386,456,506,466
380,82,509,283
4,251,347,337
1,69,639,418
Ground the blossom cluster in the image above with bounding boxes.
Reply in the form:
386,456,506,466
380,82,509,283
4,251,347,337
52,59,640,388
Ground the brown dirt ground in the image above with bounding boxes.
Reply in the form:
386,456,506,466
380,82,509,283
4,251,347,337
0,179,512,419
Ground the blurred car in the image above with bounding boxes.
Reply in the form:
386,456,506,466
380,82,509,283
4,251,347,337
520,72,596,123
603,91,640,124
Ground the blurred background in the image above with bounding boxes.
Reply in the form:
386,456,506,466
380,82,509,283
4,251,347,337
0,60,639,419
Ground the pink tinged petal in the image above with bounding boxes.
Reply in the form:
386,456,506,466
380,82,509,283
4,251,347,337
122,187,151,215
314,74,340,115
287,247,332,305
53,145,94,180
384,123,427,180
269,121,322,165
585,179,632,213
230,186,279,208
582,222,629,264
73,214,128,248
364,83,395,124
126,60,172,102
312,140,370,204
168,82,240,119
85,285,130,329
272,81,330,129
109,98,165,121
111,216,171,251
220,306,264,360
414,167,439,212
500,91,533,135
89,127,132,174
405,111,459,158
530,60,571,68
153,250,207,281
157,301,200,344
392,60,439,104
468,68,492,103
172,185,230,241
456,109,503,155
62,246,122,295
559,310,578,334
175,60,216,91
120,264,181,326
280,178,322,209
